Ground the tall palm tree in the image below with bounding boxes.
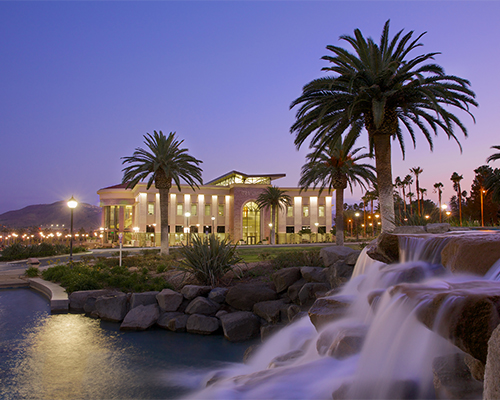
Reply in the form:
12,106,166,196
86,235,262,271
419,187,427,214
290,20,476,233
407,192,415,215
404,175,413,214
450,172,464,226
410,167,423,215
256,186,292,245
299,137,376,246
433,182,444,222
487,145,500,163
122,131,203,255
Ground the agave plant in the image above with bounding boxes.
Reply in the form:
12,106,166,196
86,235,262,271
177,234,243,286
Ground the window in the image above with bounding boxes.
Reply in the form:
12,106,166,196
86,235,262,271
205,204,211,216
190,225,199,233
217,226,225,233
303,206,309,217
177,204,183,216
203,226,212,234
318,226,326,234
190,203,197,216
148,202,155,215
319,206,325,217
286,226,294,234
218,204,224,216
146,225,155,233
287,206,293,217
175,225,183,233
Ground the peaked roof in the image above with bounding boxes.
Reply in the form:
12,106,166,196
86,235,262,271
205,170,286,186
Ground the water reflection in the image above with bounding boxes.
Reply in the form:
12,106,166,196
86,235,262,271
0,289,251,400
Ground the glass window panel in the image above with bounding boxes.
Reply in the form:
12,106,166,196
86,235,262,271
177,204,183,216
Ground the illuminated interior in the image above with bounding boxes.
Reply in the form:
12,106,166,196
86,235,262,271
242,201,260,244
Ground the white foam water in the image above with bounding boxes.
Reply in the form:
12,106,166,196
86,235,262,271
180,236,499,399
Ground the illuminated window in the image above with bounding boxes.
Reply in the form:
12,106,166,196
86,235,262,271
218,205,224,216
205,204,211,216
303,206,309,217
319,206,325,217
190,203,197,216
177,204,183,216
287,206,293,217
148,202,155,215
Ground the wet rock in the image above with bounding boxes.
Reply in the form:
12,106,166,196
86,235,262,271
425,223,451,234
268,349,304,369
260,324,285,341
464,354,485,381
394,226,427,234
208,287,228,303
156,311,184,329
308,296,351,331
181,285,212,300
167,314,189,332
433,353,483,399
219,311,260,342
130,291,159,309
327,261,354,289
185,296,221,316
327,326,367,359
272,267,301,293
225,283,277,311
156,288,184,312
186,314,220,335
300,266,328,284
320,246,358,268
253,299,287,324
297,283,330,306
94,292,128,322
366,231,400,264
287,278,306,304
69,289,118,313
120,304,159,331
485,323,500,399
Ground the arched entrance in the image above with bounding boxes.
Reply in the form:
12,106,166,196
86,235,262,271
242,201,260,244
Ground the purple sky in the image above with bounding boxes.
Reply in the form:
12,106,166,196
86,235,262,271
1,1,499,215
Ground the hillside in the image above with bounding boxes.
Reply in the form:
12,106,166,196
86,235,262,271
0,201,102,231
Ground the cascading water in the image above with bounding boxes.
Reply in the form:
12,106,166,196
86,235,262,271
179,235,495,400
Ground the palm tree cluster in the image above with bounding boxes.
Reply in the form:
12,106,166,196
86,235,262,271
291,20,476,234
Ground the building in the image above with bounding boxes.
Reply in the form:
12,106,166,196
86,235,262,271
97,171,333,246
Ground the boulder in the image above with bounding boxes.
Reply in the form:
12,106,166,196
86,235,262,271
433,353,483,399
156,312,184,329
320,246,359,268
327,261,354,289
308,296,351,331
268,350,304,369
181,285,212,300
485,324,500,399
208,287,228,303
186,314,220,335
163,270,199,289
316,324,367,358
300,267,329,284
287,278,306,304
120,304,159,331
366,232,400,264
464,354,485,381
272,267,301,293
225,283,277,311
297,283,330,306
425,223,451,234
441,233,500,276
219,311,260,342
260,324,285,341
253,299,287,324
185,296,221,316
129,291,159,309
393,226,427,234
95,293,128,322
69,289,118,312
167,314,190,332
156,289,184,312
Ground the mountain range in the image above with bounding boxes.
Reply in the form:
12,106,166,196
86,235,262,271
0,201,102,231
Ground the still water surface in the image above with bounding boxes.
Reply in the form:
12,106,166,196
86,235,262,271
0,289,251,400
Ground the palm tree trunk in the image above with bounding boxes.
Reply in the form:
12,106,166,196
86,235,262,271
458,185,462,226
335,188,344,246
159,188,170,255
271,205,276,245
373,134,396,232
416,178,420,216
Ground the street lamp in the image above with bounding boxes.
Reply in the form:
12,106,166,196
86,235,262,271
354,212,360,241
67,196,78,262
185,212,191,245
211,216,216,235
441,204,448,223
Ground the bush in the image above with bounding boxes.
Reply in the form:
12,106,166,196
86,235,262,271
25,266,40,277
0,242,86,261
177,234,243,286
269,249,323,269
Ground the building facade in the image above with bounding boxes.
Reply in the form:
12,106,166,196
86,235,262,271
97,171,333,246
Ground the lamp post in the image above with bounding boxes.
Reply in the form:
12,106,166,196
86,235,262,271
211,216,216,236
185,212,191,245
67,196,78,262
354,212,360,241
481,189,486,227
441,204,448,223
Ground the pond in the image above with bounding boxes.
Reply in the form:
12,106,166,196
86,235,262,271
0,289,253,400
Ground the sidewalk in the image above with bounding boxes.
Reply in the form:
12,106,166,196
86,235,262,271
0,268,29,288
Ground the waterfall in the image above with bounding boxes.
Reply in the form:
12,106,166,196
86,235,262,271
180,235,492,400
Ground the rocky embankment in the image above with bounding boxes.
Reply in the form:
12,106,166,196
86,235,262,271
68,246,360,342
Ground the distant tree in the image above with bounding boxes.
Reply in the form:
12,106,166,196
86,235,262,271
487,145,500,163
122,131,203,255
450,172,464,226
471,165,500,225
256,186,292,245
433,182,444,221
410,167,423,215
299,138,376,246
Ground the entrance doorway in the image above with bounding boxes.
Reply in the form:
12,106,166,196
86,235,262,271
242,201,260,244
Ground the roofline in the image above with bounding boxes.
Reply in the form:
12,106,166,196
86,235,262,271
205,170,286,185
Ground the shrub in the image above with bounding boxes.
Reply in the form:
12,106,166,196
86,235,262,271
269,249,323,269
25,266,40,277
177,234,243,286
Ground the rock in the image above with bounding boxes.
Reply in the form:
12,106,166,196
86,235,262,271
167,314,190,332
285,304,301,322
208,287,228,303
156,289,184,312
95,293,128,322
272,267,301,293
327,326,367,359
327,261,354,289
441,233,500,276
120,304,159,331
219,311,260,342
243,344,260,363
485,324,500,399
394,225,427,234
320,246,359,268
390,281,500,364
433,353,483,399
215,310,228,318
185,296,221,316
300,266,329,284
308,296,351,331
181,285,212,300
186,314,220,335
464,354,485,381
164,270,199,289
425,223,451,234
129,291,159,309
297,283,330,306
69,289,118,312
268,350,304,368
156,312,184,329
225,283,277,311
260,324,284,341
253,299,287,324
366,232,400,264
287,278,306,304
345,250,361,266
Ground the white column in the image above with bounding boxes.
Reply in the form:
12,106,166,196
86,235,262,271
225,195,230,235
310,196,318,232
294,196,302,233
169,193,176,245
198,194,204,232
138,193,148,232
326,195,333,232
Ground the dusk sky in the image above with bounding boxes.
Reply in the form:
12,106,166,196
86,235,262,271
1,1,499,216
